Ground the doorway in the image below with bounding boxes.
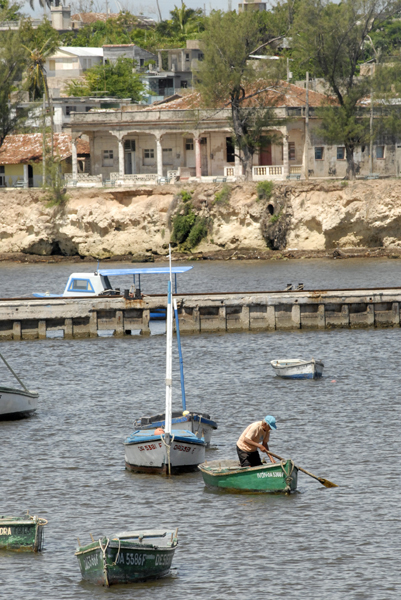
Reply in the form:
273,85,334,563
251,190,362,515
200,137,208,175
28,164,33,187
124,140,136,174
259,141,272,166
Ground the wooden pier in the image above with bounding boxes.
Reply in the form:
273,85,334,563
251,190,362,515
1,287,401,340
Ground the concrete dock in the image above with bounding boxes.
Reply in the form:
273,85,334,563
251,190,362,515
1,287,401,340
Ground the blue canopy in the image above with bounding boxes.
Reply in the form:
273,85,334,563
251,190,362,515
98,267,193,276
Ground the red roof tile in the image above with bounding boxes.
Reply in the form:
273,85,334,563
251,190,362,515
142,81,331,111
0,134,89,165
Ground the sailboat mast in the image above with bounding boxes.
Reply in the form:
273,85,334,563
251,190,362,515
165,246,173,439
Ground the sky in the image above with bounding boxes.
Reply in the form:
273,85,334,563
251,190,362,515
22,0,276,22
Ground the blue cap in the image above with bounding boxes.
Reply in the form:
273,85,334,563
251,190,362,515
264,415,277,430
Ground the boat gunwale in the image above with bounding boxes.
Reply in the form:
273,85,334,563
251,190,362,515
0,386,39,398
198,459,291,476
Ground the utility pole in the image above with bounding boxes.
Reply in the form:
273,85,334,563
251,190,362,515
303,71,309,180
369,63,374,175
42,95,46,186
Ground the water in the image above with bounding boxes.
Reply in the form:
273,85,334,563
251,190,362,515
1,260,401,599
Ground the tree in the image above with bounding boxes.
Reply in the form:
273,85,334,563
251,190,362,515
0,0,22,21
65,57,145,101
292,0,401,179
195,10,285,180
0,31,28,148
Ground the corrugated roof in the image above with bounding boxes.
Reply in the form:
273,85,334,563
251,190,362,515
60,46,103,57
0,134,90,165
142,81,331,111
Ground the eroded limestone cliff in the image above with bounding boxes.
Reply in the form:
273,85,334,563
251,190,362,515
1,179,401,258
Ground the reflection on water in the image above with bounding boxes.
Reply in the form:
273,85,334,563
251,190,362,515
0,261,400,599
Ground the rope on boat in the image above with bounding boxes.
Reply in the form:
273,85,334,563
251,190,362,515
161,433,175,475
99,538,110,587
279,460,295,493
112,537,121,566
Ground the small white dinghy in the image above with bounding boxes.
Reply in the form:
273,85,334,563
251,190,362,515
270,358,324,380
0,353,38,419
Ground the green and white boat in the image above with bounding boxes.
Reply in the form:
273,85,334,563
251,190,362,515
75,529,178,586
198,459,298,493
0,514,47,551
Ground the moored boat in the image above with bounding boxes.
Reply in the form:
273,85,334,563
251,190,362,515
270,358,324,379
124,428,205,474
75,528,178,586
198,459,298,493
0,353,38,420
124,247,206,474
0,514,47,551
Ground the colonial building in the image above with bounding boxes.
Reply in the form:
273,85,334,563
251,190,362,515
0,134,89,188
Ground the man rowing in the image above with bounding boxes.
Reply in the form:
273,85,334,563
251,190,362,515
236,416,277,468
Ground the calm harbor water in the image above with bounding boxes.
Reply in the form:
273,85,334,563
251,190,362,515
0,259,400,599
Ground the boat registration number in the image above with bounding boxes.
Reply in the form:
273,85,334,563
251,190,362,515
155,553,172,566
115,552,146,566
84,553,99,570
0,527,11,535
256,472,282,478
173,444,191,452
139,443,162,452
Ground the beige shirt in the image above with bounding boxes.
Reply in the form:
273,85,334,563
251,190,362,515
237,421,269,452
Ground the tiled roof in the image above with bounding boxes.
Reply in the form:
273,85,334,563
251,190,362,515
71,12,118,24
142,81,331,111
0,134,89,165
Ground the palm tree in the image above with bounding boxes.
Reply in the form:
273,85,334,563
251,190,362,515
22,38,55,157
29,0,57,8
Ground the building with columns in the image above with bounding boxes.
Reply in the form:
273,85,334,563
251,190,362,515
68,82,330,185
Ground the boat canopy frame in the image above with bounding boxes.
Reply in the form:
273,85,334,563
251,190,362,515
98,266,193,294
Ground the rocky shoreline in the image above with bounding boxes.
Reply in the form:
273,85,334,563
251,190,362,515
2,179,401,261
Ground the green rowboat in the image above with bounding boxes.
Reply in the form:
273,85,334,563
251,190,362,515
0,514,47,551
198,459,298,493
75,529,178,586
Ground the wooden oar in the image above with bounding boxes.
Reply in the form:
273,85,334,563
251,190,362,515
267,451,338,488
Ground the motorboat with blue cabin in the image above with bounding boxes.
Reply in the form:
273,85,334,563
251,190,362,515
33,266,192,321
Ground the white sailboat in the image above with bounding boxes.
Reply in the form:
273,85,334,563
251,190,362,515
133,298,218,446
124,248,206,475
0,353,38,420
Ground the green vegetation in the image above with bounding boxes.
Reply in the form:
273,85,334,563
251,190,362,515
41,152,69,207
66,57,145,101
196,10,285,180
171,194,208,249
270,211,282,225
213,184,231,206
257,181,274,201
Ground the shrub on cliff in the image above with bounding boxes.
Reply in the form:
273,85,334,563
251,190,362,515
257,181,274,201
170,196,208,250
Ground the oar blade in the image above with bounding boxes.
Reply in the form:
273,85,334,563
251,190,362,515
319,477,338,488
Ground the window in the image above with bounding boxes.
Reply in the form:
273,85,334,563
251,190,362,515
185,139,194,151
85,106,92,112
185,53,190,60
315,146,324,160
124,140,136,152
68,279,95,293
0,165,4,187
337,147,345,160
376,145,385,159
181,80,188,89
49,60,55,71
289,142,296,161
140,58,144,67
103,150,114,167
163,148,173,164
198,52,204,61
143,148,155,165
66,106,77,116
226,137,235,163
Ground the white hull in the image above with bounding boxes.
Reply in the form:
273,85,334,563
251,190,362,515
0,387,38,419
270,359,324,379
125,431,205,473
